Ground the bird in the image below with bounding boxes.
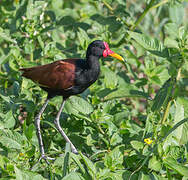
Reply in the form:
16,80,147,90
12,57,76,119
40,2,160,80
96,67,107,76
20,40,124,164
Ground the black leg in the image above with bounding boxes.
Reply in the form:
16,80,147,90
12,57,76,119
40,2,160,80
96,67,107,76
54,98,78,154
31,98,54,170
35,98,49,156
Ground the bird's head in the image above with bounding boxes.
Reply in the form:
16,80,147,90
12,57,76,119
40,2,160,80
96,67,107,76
86,40,125,62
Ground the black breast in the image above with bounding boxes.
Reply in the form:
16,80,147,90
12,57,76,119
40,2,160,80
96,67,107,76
72,58,100,95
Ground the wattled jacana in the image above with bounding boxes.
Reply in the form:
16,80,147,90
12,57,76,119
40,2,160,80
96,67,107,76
20,40,124,163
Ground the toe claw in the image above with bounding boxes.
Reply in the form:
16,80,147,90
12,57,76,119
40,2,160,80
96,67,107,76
30,154,55,170
72,149,78,154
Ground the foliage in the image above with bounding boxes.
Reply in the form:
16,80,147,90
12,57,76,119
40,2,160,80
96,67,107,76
0,0,188,179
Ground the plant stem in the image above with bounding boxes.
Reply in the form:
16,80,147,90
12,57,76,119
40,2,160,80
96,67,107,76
130,0,157,31
150,0,169,11
162,118,188,141
161,100,172,124
30,52,33,62
102,0,113,11
176,68,181,81
161,67,181,124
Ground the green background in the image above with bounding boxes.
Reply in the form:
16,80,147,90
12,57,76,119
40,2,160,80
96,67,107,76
0,0,188,179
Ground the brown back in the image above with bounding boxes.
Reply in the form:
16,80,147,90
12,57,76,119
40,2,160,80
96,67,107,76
20,59,77,90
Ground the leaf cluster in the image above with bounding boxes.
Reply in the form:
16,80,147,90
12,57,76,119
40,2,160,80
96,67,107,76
0,0,188,179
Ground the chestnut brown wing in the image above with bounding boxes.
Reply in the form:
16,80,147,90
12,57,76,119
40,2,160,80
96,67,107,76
20,59,76,90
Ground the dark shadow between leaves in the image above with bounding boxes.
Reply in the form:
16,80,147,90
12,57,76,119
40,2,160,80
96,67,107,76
56,16,91,32
46,10,56,22
33,48,42,60
90,14,122,32
56,16,76,27
117,72,131,84
96,88,114,99
129,90,151,99
148,47,169,58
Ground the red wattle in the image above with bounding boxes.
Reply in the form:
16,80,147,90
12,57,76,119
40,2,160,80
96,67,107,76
103,42,114,57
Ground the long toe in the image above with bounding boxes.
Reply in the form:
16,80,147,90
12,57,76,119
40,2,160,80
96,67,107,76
41,154,55,164
31,154,55,170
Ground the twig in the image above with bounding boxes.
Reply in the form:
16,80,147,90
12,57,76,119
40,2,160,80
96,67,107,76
130,0,157,31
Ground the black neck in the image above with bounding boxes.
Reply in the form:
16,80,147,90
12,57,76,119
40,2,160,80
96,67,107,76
85,54,100,83
86,54,100,67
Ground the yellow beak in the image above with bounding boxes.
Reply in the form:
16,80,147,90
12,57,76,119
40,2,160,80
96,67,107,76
109,52,125,62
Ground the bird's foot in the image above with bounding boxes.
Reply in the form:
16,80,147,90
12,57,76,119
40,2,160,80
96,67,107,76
30,154,55,170
39,154,55,164
71,146,79,154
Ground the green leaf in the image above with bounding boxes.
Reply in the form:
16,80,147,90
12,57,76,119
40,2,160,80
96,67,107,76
164,23,179,39
0,130,25,150
150,172,168,180
173,101,184,139
0,28,17,43
0,52,12,65
26,0,47,20
62,172,85,180
37,35,44,49
24,42,34,54
15,166,46,180
80,153,96,179
110,132,123,146
77,28,89,49
169,3,184,26
179,26,187,40
164,37,179,49
104,145,124,170
65,96,93,115
138,172,150,180
104,87,150,100
0,136,22,150
71,153,86,175
101,66,118,89
63,144,70,178
24,124,35,141
13,81,20,96
173,98,188,145
0,155,9,169
128,31,164,52
148,155,162,172
178,97,188,117
0,111,16,129
163,157,188,177
130,140,144,151
104,155,113,168
150,75,161,85
151,78,174,112
113,111,129,125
